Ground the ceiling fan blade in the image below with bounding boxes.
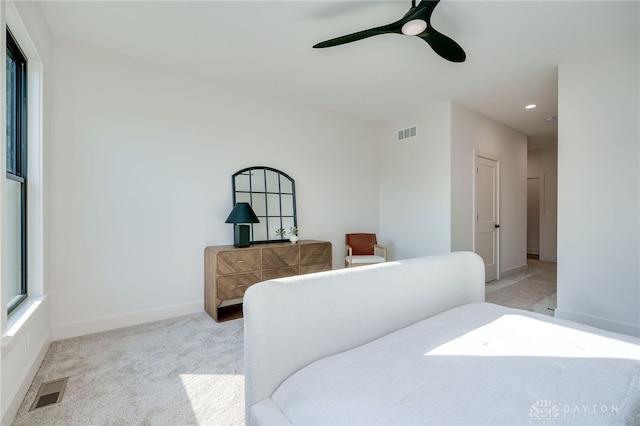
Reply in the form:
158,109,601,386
313,0,466,62
313,24,399,49
419,28,466,62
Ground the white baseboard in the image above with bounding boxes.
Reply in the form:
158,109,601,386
1,338,50,426
52,302,203,341
499,264,528,279
554,308,640,338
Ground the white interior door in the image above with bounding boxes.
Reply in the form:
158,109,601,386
475,154,499,282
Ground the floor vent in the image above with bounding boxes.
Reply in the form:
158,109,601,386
30,378,68,411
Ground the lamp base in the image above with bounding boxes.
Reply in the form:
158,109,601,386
234,224,250,248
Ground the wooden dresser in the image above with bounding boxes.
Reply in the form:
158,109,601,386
204,240,332,322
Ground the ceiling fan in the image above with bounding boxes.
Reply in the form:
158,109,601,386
313,0,466,63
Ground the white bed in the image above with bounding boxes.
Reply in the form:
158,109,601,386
243,252,640,425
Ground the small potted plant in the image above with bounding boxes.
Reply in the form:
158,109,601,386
289,226,299,244
275,228,286,240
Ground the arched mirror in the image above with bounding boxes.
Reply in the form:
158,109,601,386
232,166,296,244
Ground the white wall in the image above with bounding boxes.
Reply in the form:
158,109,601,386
527,146,557,261
377,103,452,260
451,103,528,276
49,38,379,340
1,1,52,423
556,42,639,336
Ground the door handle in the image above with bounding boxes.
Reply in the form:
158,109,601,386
495,224,500,228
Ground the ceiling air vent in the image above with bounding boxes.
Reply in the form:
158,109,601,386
397,126,417,141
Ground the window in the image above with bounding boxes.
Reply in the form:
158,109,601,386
6,28,28,313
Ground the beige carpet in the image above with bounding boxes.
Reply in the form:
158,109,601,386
12,260,556,425
12,313,245,426
486,259,557,316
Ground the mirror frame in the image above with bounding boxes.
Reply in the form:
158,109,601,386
231,166,297,244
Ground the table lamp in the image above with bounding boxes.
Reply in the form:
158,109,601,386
225,202,260,248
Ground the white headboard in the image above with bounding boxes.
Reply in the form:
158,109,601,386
243,251,485,422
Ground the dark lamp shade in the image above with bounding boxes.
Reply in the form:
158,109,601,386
225,202,260,224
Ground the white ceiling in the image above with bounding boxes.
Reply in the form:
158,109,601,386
38,0,639,146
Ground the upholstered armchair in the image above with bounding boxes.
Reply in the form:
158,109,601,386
345,233,387,268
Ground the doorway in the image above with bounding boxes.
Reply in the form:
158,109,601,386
527,176,544,259
474,152,500,282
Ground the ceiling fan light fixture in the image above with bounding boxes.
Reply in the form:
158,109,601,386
402,19,427,36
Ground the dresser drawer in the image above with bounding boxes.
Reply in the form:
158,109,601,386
216,250,261,275
300,263,331,275
300,243,332,265
217,273,261,301
262,246,299,269
263,267,299,281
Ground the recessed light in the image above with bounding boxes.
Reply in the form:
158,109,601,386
525,104,537,109
544,116,557,122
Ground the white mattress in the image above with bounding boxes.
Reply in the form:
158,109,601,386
270,303,640,425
